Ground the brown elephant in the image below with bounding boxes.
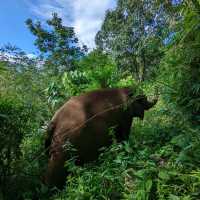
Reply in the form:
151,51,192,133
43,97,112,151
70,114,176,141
43,87,157,189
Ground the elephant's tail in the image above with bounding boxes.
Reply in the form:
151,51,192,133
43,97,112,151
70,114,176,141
45,121,55,156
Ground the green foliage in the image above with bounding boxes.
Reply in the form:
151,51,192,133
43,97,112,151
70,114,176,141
156,0,200,122
45,49,137,110
95,0,181,81
0,97,44,200
78,49,119,88
0,45,46,106
61,70,89,96
1,1,200,199
26,13,87,76
0,45,49,199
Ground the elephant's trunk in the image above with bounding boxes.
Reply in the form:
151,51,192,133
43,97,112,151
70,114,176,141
145,97,158,110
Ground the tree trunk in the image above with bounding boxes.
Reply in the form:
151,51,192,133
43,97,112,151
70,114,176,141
139,48,146,82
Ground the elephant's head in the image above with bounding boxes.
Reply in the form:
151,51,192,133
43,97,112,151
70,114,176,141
130,95,158,120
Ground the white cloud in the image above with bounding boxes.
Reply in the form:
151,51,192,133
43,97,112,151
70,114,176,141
25,0,116,49
27,53,37,59
73,0,116,49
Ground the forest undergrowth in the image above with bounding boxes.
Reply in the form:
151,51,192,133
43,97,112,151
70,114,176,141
0,1,200,199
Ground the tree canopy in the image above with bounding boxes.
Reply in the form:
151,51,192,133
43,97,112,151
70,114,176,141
95,0,182,81
26,13,87,75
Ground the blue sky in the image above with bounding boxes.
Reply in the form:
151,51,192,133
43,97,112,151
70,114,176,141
0,1,37,54
0,0,116,54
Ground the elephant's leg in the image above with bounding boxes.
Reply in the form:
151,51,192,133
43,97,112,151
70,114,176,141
116,117,132,142
44,151,68,189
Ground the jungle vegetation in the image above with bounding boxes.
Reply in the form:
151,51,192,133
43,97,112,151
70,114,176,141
0,0,200,199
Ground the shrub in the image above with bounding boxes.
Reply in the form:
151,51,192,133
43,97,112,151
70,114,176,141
0,97,46,199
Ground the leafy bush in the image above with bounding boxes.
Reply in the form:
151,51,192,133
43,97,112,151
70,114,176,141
156,2,200,123
0,97,47,199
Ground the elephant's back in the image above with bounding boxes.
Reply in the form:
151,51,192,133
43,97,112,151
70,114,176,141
77,87,131,115
50,98,86,146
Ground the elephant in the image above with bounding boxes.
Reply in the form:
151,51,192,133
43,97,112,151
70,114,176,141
43,87,157,189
